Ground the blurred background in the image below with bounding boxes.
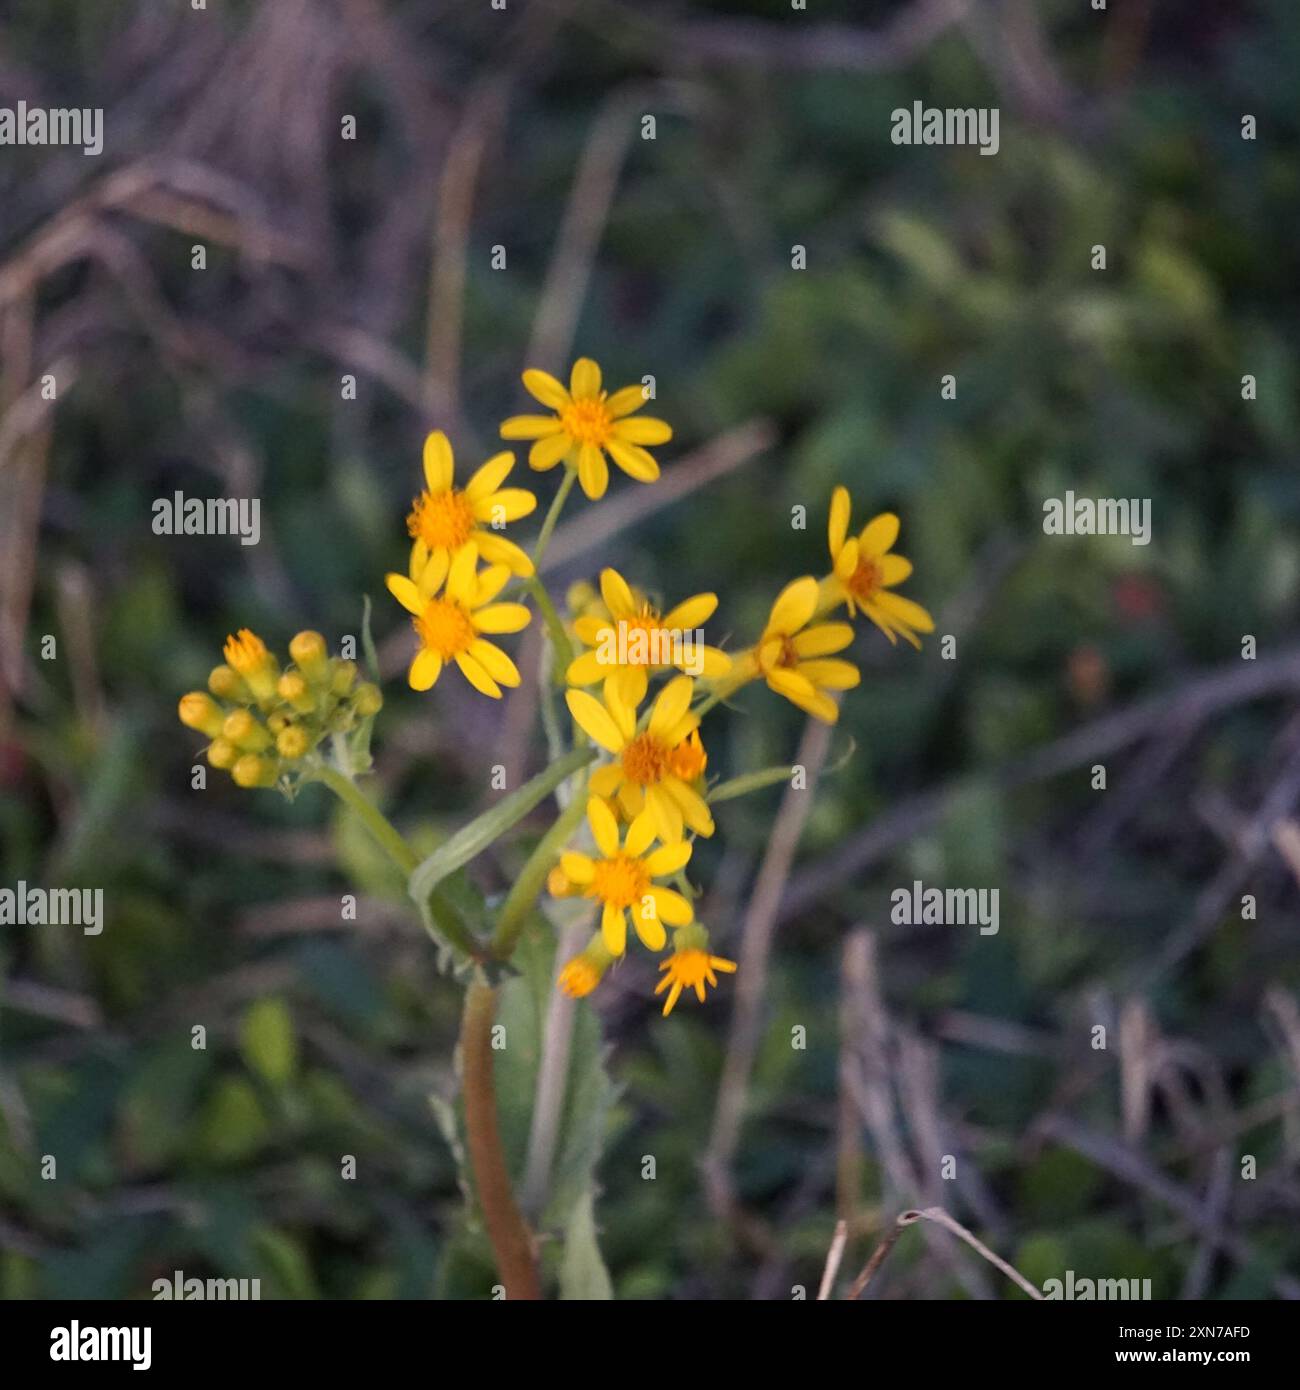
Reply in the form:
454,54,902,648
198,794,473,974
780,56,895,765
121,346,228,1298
2,0,1299,1300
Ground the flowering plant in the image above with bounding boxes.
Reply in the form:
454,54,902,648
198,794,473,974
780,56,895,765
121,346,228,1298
178,357,931,1297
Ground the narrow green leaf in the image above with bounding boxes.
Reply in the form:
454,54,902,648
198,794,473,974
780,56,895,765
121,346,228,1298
559,1191,613,1300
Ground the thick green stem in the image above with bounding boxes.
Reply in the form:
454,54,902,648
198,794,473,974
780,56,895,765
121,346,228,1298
315,765,417,875
461,977,541,1299
490,772,590,960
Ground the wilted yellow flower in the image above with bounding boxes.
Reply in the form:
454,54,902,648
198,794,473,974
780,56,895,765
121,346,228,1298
499,357,672,500
655,925,737,1017
406,430,536,587
559,797,693,956
567,675,714,841
557,934,617,999
565,567,730,708
732,577,860,724
385,543,530,699
821,487,934,649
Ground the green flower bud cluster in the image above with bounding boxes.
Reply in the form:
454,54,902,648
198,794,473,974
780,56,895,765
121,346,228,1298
178,628,383,790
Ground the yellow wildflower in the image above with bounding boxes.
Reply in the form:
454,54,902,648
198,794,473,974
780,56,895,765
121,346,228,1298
733,577,860,724
222,628,278,703
385,543,530,699
821,487,934,648
565,567,730,708
566,675,714,841
654,925,737,1016
406,430,536,587
557,934,617,999
559,797,693,956
499,357,672,500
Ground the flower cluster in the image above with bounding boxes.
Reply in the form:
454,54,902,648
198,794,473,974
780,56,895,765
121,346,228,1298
178,629,382,788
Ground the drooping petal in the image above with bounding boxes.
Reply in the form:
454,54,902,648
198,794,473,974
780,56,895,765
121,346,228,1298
470,639,521,687
624,809,657,858
455,650,502,699
576,443,608,499
874,590,935,633
600,901,627,956
605,438,659,483
409,649,442,690
416,548,451,599
879,554,913,586
797,658,861,691
472,487,535,523
647,886,693,927
664,778,714,836
565,648,608,686
632,899,667,951
474,563,512,606
649,675,694,740
559,851,595,884
589,763,622,798
766,665,818,705
599,568,637,620
643,840,693,877
645,783,684,844
476,533,534,577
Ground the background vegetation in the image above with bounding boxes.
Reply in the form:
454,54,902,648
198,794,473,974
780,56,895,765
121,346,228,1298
2,0,1299,1299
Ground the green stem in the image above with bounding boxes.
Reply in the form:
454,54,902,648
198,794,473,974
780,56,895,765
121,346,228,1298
531,466,576,570
524,573,574,675
490,771,590,960
315,765,417,875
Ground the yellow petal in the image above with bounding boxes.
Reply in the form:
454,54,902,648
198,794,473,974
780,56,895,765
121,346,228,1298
791,623,854,657
605,384,648,418
529,433,572,471
474,602,531,634
649,675,693,740
610,666,648,712
766,576,818,636
470,639,521,687
879,554,913,586
587,796,620,859
423,430,454,493
500,414,562,440
665,778,714,836
589,763,622,798
859,512,900,557
829,485,851,558
611,416,672,446
697,646,732,678
767,666,817,705
647,886,693,927
474,563,512,605
570,357,602,400
455,651,501,698
798,658,860,691
599,568,637,620
565,648,608,686
601,901,627,956
624,809,657,858
386,572,424,616
874,590,935,632
577,443,608,498
446,543,478,605
643,840,692,877
476,533,534,577
464,451,515,502
409,649,442,690
560,851,595,884
416,548,451,599
566,690,627,755
660,593,717,630
834,536,860,582
632,900,667,951
473,487,536,523
605,438,659,482
645,783,683,843
522,369,570,409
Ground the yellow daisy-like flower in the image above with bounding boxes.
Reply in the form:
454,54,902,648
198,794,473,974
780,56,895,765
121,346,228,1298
567,674,714,841
559,797,694,956
499,356,672,500
385,543,531,698
734,576,861,724
655,926,737,1017
565,567,731,708
406,430,536,587
821,486,934,649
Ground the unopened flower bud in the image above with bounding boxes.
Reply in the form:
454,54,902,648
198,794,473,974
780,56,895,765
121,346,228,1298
557,934,616,999
206,737,238,770
223,629,278,703
267,711,290,734
330,659,357,695
289,630,329,681
231,754,277,789
277,670,316,714
276,725,311,760
208,664,245,701
179,691,225,739
353,682,383,716
222,708,272,752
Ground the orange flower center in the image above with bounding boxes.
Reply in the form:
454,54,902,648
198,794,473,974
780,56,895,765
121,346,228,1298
757,634,800,674
848,556,883,603
621,733,670,786
407,489,476,552
561,397,612,446
590,854,650,909
416,597,476,658
669,731,707,782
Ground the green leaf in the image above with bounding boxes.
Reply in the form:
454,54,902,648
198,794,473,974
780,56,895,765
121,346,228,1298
559,1191,613,1300
239,997,297,1087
